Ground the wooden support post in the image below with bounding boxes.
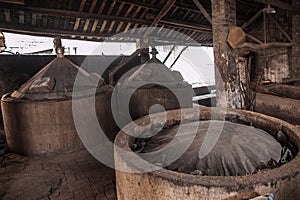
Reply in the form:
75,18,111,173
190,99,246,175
211,0,241,108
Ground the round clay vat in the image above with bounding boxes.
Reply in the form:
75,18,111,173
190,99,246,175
114,107,300,200
1,87,117,155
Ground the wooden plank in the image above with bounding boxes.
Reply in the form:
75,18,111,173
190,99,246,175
182,10,190,20
116,0,158,10
42,15,47,27
98,0,108,14
108,21,115,33
157,25,164,33
241,9,263,30
100,20,108,33
132,6,142,18
116,4,134,33
124,23,132,32
18,10,24,24
123,6,141,32
83,0,97,32
116,22,124,33
151,0,176,27
0,0,24,5
124,4,134,17
116,2,125,16
107,1,116,15
74,0,86,31
54,16,59,29
166,28,175,38
144,0,176,37
192,0,212,24
4,9,11,23
63,16,70,30
169,6,178,17
91,0,107,33
31,14,37,26
160,19,212,32
0,3,152,25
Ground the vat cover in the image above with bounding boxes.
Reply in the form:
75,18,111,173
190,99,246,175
122,56,185,86
137,120,284,176
10,56,102,100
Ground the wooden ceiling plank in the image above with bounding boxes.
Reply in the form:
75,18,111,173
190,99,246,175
116,22,124,33
116,4,135,33
192,0,212,24
108,21,116,33
132,6,142,18
98,0,107,14
160,19,211,32
124,4,135,17
0,0,24,5
151,0,176,27
107,1,116,15
73,0,87,31
116,2,125,16
18,10,24,24
79,0,87,11
0,3,151,26
169,6,178,17
124,23,131,32
31,14,37,26
91,0,108,33
116,0,158,10
144,0,176,37
83,0,97,32
100,20,108,32
4,9,11,23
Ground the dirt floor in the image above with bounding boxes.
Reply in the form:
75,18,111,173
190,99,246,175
0,150,117,200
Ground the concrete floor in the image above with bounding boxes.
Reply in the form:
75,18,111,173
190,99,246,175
0,150,117,200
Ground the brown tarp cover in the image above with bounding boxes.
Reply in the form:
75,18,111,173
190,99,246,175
139,120,282,176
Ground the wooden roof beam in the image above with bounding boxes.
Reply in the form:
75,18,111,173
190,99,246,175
0,0,24,5
144,0,176,37
0,3,149,25
241,9,263,29
192,0,212,24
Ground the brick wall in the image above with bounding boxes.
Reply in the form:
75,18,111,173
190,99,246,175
291,0,300,77
247,9,292,83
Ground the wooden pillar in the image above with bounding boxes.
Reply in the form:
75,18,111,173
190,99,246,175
211,0,241,108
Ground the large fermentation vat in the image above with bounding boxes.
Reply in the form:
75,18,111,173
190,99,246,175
115,107,300,200
113,48,193,127
1,47,117,155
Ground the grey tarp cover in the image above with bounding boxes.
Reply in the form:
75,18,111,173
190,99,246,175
140,120,282,176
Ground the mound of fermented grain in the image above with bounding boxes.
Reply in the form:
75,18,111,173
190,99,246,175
139,120,282,176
